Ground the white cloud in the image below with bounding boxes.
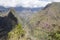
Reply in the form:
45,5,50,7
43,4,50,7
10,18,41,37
0,0,51,8
17,0,51,8
53,0,60,2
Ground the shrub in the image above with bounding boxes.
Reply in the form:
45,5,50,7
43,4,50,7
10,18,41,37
48,31,60,40
8,24,25,40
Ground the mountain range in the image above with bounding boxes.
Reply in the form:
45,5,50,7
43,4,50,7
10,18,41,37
29,2,60,40
0,2,60,40
0,6,43,12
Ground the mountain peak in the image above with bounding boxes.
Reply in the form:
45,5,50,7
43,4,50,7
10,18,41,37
44,2,60,9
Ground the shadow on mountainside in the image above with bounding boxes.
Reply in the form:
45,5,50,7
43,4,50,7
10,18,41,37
0,11,18,40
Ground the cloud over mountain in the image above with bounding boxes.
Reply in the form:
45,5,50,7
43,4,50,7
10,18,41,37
0,0,51,8
53,0,60,2
0,0,60,8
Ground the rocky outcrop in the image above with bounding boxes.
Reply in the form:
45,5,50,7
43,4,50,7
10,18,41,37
0,9,18,40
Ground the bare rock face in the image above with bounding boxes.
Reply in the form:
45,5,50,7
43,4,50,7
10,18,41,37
0,9,18,40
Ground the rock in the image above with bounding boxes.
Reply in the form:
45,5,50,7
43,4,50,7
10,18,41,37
0,8,18,40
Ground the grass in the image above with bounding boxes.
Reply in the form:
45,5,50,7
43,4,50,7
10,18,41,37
8,24,25,40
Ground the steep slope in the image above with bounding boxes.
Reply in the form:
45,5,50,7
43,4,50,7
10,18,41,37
0,9,25,40
0,2,60,40
29,2,60,40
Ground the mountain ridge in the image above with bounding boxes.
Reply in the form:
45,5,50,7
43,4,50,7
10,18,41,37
0,2,60,40
28,2,60,40
0,6,43,12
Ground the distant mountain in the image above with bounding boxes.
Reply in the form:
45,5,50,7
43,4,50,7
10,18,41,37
0,6,8,12
0,6,43,12
13,6,43,12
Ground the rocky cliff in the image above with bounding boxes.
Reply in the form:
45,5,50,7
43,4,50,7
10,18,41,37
0,9,25,40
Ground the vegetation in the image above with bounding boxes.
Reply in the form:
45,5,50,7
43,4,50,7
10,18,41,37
8,24,25,40
0,2,60,40
48,31,60,40
28,2,60,40
48,24,60,40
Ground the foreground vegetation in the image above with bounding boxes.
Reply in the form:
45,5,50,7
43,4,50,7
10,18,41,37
8,24,25,40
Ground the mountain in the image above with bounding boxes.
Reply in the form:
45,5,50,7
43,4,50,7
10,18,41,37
13,6,43,12
28,2,60,40
0,2,60,40
0,6,8,12
0,9,25,40
0,6,43,12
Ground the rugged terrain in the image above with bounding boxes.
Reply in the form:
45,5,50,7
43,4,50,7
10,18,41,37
28,2,60,40
0,2,60,40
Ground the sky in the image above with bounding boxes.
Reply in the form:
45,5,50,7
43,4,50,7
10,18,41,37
0,0,60,8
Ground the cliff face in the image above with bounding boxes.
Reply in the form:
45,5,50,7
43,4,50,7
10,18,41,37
0,9,18,40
